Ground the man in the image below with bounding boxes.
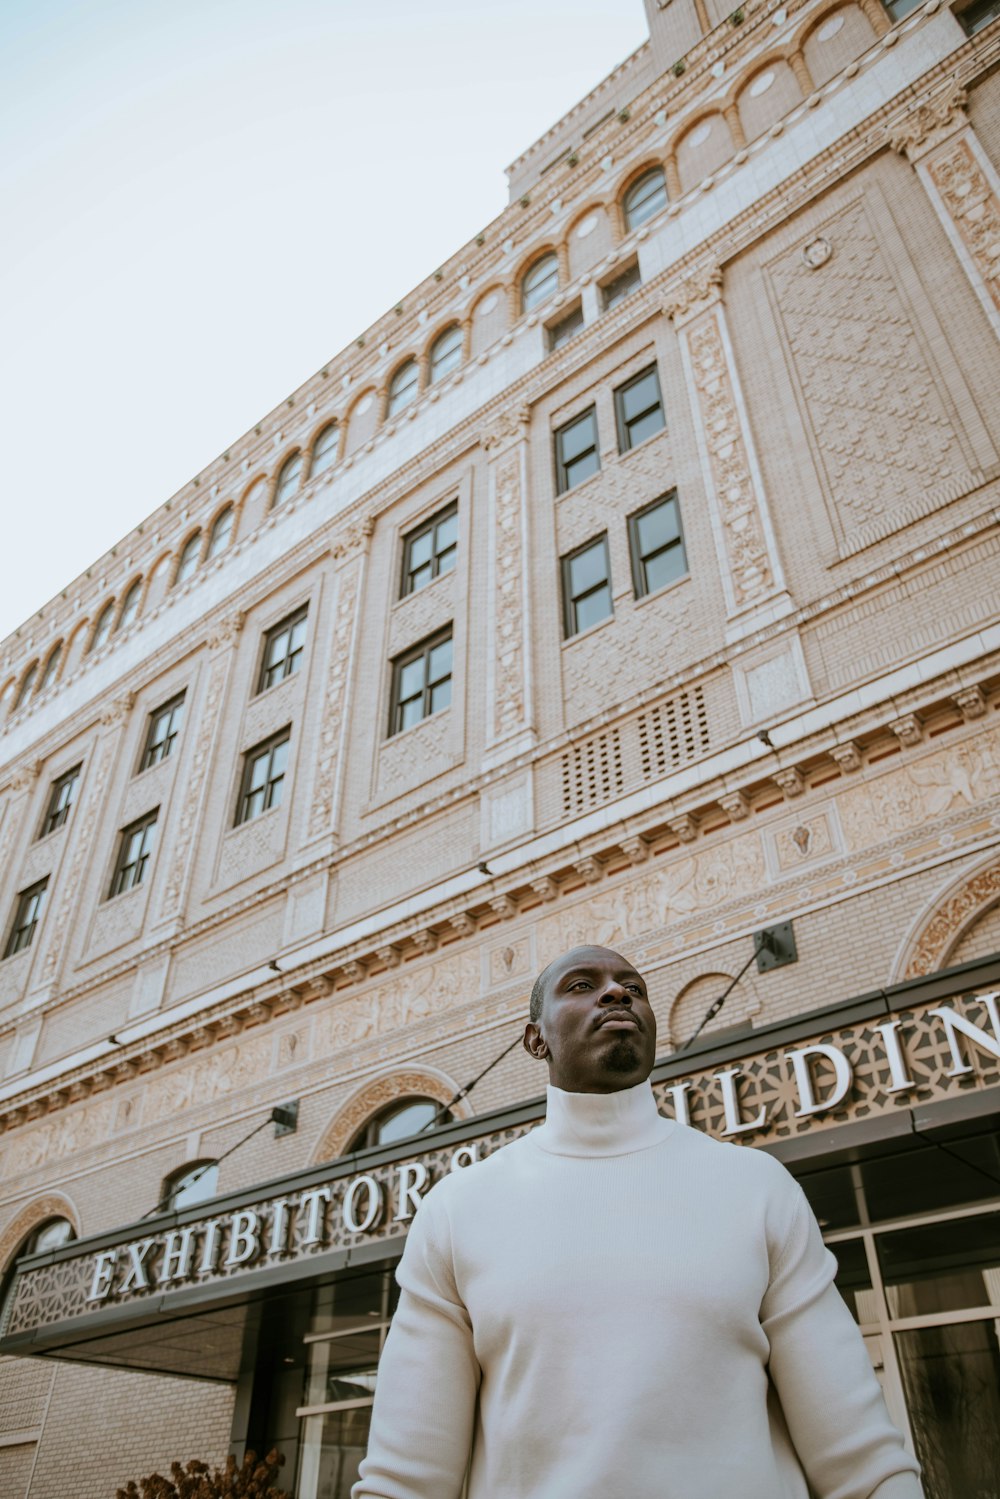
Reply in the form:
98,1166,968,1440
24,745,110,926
353,944,924,1498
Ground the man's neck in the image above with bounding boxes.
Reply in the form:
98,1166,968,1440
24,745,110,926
532,1077,674,1157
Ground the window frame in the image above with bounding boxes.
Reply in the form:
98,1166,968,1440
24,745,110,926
561,533,613,639
108,810,158,899
614,364,666,453
622,167,668,231
547,303,584,352
139,693,186,772
399,503,459,599
256,606,309,695
428,325,463,384
601,260,642,311
174,531,202,586
206,505,235,559
39,764,82,838
90,602,115,654
554,406,600,496
3,878,49,959
387,360,420,417
12,663,38,712
273,452,304,509
627,491,688,600
235,727,292,827
116,579,142,634
521,253,559,313
38,643,63,693
310,422,340,477
388,628,454,738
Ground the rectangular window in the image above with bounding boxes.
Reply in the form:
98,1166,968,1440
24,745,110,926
109,811,158,899
554,408,600,495
3,879,48,959
562,535,612,638
547,303,584,352
39,764,81,838
615,365,665,452
257,606,309,694
139,693,186,771
884,0,922,17
601,261,641,310
956,0,1000,32
400,505,458,598
236,729,291,825
628,493,688,598
390,630,453,736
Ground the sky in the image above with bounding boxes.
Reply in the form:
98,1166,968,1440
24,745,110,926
0,0,649,643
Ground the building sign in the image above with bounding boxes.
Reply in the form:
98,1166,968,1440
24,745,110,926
3,984,999,1342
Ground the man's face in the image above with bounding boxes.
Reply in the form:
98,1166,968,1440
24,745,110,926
522,945,657,1093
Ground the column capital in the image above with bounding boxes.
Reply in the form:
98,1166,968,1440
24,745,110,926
480,405,531,454
662,264,724,329
206,611,245,652
889,84,968,163
331,512,375,564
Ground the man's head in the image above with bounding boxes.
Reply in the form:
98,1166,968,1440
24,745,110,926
523,944,656,1093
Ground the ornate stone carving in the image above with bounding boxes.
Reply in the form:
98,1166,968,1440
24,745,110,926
889,715,923,748
449,913,477,938
574,857,604,884
663,264,724,328
924,136,1000,318
904,860,1000,978
41,730,119,982
332,513,375,560
99,693,135,727
491,450,528,741
620,836,649,864
0,1193,80,1276
308,555,365,838
830,742,863,774
955,686,987,721
772,768,804,798
207,610,245,651
669,815,699,843
341,961,366,985
889,86,968,162
480,405,530,453
682,310,776,610
489,893,518,919
530,876,559,903
411,930,437,956
9,761,41,794
314,1068,466,1163
376,944,402,969
801,236,832,270
719,791,750,822
161,650,232,918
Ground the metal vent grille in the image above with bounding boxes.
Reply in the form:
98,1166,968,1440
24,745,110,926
561,728,624,816
638,687,709,779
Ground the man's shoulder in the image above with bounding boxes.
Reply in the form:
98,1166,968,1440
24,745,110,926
419,1130,536,1209
670,1120,799,1194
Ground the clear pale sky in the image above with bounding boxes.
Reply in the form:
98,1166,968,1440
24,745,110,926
0,0,648,644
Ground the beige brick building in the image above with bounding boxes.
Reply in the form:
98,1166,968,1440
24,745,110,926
2,0,1000,1493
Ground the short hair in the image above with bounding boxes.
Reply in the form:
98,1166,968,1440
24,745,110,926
529,971,547,1025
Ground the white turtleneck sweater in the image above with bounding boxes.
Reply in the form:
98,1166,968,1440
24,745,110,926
352,1080,924,1499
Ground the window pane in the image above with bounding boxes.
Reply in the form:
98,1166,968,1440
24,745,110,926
409,531,433,568
877,1211,1000,1317
118,584,141,631
522,255,558,311
270,737,290,780
627,407,666,447
376,1099,439,1144
169,1162,218,1210
636,500,679,558
560,412,597,465
549,306,584,350
625,170,667,229
828,1238,876,1324
312,424,339,474
565,450,600,488
643,544,686,594
427,638,452,683
602,263,641,309
429,678,451,714
207,508,234,557
248,754,270,793
31,1218,74,1254
861,1130,1000,1220
276,455,303,503
176,536,201,582
434,512,458,553
574,583,613,634
621,372,659,425
894,1321,1000,1499
409,561,433,592
40,645,62,690
388,362,419,414
569,541,608,598
399,658,425,700
305,1336,381,1407
430,327,462,381
92,605,114,651
399,696,423,732
297,1407,372,1499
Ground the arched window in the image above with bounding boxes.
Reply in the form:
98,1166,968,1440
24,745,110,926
521,253,559,313
310,422,340,477
174,531,202,586
116,579,142,633
89,601,115,654
207,505,235,559
349,1097,453,1152
273,453,303,508
387,360,419,416
161,1160,219,1212
1,1216,76,1312
12,663,38,712
623,168,668,231
428,325,463,384
38,643,63,693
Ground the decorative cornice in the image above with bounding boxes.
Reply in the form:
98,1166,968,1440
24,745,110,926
662,264,724,327
889,82,968,161
480,406,531,453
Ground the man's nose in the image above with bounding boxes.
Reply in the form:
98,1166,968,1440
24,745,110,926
598,983,630,1005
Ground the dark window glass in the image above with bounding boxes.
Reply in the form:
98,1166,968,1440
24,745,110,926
109,811,158,898
3,879,48,959
554,408,600,495
140,694,186,771
401,506,458,597
894,1321,1000,1499
207,506,235,558
958,0,1000,31
884,0,922,16
257,607,309,693
237,730,291,825
628,492,687,597
601,261,641,310
861,1128,1000,1221
39,764,82,837
548,304,584,351
390,631,453,736
615,365,665,451
562,535,612,637
623,168,667,230
310,423,340,476
877,1210,1000,1318
796,1162,861,1232
828,1238,874,1324
522,253,559,312
274,453,303,507
117,580,142,633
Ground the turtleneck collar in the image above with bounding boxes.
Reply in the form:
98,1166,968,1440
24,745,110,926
531,1077,674,1157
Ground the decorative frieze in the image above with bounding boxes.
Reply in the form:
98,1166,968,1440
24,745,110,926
481,409,534,762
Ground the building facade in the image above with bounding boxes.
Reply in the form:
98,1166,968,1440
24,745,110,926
2,0,1000,1494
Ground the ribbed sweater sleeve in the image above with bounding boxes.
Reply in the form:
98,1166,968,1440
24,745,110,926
760,1175,924,1499
351,1187,478,1499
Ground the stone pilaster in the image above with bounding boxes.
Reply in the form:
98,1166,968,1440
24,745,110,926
306,515,374,847
665,266,791,641
891,86,1000,343
480,407,536,767
155,613,244,932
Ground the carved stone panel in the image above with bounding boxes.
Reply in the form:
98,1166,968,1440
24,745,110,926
308,555,365,840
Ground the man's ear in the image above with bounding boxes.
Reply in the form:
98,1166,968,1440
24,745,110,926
523,1022,548,1061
